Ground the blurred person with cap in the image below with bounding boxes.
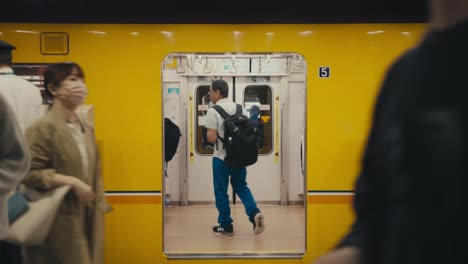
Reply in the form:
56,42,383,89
0,40,42,263
314,0,468,264
0,40,43,133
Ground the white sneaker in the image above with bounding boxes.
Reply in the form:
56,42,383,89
253,212,265,235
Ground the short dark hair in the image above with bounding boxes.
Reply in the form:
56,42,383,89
0,40,15,66
43,62,85,103
211,79,229,98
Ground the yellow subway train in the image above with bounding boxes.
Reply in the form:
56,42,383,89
0,22,426,263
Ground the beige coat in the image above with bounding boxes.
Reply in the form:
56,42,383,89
22,101,109,264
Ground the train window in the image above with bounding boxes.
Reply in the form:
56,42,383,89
244,85,273,154
195,85,214,155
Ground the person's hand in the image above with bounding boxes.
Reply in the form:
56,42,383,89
313,246,361,264
70,178,95,206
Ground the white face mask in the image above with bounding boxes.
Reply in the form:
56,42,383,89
56,80,88,106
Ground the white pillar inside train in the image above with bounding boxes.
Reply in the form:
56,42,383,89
163,53,306,206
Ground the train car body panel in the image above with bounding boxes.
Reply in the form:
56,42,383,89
0,23,426,263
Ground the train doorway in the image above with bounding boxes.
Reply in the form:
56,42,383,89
163,53,307,258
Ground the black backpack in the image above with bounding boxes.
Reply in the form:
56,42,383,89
213,104,259,168
164,118,181,162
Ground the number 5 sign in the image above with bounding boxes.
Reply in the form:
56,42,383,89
319,66,330,78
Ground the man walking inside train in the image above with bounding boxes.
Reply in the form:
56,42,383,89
205,79,265,236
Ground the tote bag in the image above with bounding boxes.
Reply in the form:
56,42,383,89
5,185,71,245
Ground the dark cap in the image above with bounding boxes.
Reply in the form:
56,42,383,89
0,40,16,56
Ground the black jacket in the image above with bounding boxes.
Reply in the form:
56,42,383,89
338,19,468,264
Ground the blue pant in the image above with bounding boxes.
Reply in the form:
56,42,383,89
212,157,259,226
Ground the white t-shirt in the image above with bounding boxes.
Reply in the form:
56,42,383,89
66,121,89,181
0,67,43,133
0,94,30,239
205,98,248,160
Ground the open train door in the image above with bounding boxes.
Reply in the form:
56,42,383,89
163,53,306,258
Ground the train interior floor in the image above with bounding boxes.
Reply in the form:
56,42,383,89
164,204,305,254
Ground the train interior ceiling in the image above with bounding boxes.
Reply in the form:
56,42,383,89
162,52,306,257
